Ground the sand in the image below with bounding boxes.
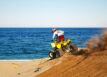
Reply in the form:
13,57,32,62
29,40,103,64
0,56,65,77
0,49,107,77
37,50,107,77
0,58,50,77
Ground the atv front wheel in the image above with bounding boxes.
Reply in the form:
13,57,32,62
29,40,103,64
48,51,56,60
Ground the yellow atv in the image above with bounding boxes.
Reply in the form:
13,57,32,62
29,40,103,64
48,39,78,59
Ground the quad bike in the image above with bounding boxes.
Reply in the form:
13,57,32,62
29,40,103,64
48,39,78,60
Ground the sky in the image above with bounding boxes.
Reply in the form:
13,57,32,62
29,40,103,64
0,0,107,27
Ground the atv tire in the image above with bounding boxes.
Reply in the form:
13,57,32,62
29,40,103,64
69,44,78,55
48,51,56,60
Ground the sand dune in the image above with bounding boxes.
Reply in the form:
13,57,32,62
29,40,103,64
37,49,107,77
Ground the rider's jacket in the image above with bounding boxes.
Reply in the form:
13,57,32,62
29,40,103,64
53,30,64,40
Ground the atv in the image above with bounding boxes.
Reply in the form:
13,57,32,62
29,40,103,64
48,39,78,60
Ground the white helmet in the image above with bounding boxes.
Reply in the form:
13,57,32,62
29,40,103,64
52,28,57,32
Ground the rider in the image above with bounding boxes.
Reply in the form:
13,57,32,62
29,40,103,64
52,28,64,42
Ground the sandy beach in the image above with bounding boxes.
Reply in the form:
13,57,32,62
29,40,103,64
0,58,50,77
0,57,65,77
0,48,107,77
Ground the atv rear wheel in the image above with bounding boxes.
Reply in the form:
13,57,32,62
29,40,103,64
69,44,78,54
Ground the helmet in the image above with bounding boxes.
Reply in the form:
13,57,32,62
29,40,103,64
52,28,57,32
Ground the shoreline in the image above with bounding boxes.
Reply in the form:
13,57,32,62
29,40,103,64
0,57,49,61
0,48,87,77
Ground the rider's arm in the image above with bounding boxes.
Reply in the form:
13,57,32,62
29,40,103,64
52,32,57,40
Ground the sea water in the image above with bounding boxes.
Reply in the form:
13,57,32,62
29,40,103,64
0,28,103,59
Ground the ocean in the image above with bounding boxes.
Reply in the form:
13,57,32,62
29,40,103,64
0,28,103,60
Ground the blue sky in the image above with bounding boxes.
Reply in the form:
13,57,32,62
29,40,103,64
0,0,107,27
